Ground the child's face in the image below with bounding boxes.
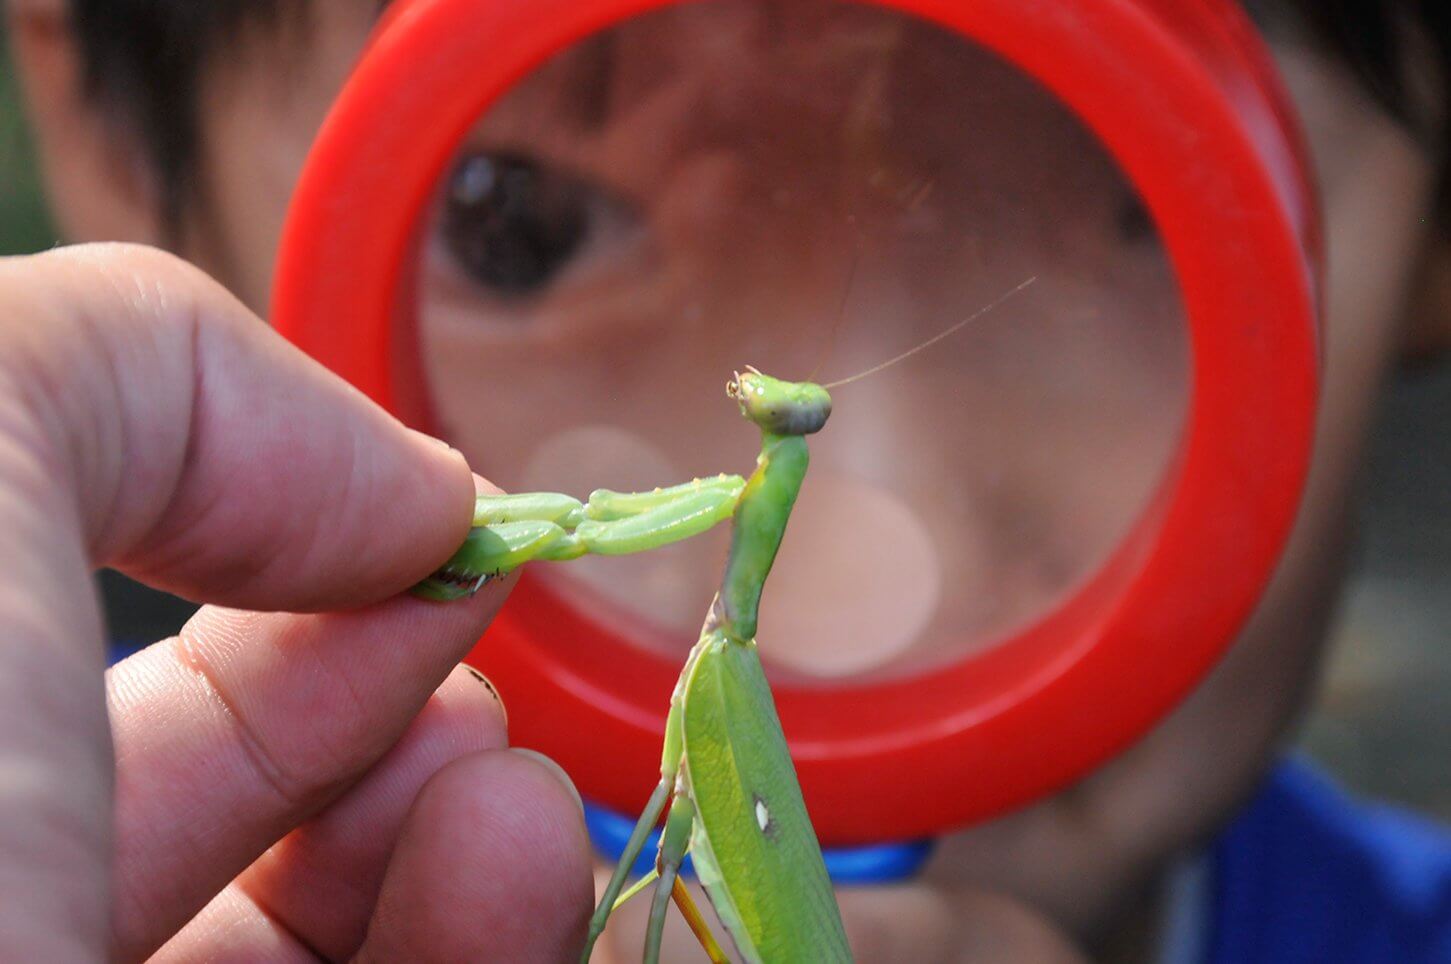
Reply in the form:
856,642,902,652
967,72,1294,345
15,0,1440,954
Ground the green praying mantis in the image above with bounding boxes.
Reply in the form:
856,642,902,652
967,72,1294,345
411,279,1036,962
415,368,850,963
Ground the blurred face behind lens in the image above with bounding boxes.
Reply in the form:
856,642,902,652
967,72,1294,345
416,2,1188,681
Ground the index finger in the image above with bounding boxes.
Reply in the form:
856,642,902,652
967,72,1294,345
0,243,482,959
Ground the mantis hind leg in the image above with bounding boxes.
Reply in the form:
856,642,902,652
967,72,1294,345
670,877,729,964
581,780,671,963
645,793,698,964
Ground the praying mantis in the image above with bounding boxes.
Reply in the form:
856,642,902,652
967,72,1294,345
411,279,1036,961
415,368,852,963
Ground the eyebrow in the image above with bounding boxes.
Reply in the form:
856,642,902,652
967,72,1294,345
565,33,617,130
368,0,618,131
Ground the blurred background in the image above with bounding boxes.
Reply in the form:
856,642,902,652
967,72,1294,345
1,28,1445,820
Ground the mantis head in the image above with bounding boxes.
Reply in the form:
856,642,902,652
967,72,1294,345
728,367,833,437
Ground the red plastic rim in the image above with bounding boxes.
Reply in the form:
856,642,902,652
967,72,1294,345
273,0,1320,844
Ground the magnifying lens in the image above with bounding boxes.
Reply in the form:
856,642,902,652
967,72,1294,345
273,0,1319,880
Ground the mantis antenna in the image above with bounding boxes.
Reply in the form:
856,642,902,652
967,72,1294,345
807,240,865,383
822,275,1039,389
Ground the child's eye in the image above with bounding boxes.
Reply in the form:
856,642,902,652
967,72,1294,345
439,150,592,296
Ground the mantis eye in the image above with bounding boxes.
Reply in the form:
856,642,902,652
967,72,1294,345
440,150,588,295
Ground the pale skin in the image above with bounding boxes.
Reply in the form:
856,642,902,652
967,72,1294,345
7,0,1451,960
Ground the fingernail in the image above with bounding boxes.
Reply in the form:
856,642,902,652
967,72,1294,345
510,748,585,817
407,427,457,454
462,663,507,725
473,472,506,497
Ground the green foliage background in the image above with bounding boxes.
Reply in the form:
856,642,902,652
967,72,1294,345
0,26,57,255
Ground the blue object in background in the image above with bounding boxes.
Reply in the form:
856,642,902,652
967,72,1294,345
109,640,146,666
584,798,934,884
1206,759,1451,963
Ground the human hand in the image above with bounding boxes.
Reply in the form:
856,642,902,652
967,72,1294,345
0,245,593,962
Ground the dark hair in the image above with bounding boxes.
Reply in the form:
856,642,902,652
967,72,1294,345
69,0,1451,225
1290,0,1451,138
70,0,285,231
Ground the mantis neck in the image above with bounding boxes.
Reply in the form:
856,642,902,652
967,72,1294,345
713,432,809,643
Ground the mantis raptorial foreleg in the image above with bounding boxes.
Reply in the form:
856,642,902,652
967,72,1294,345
585,476,747,520
416,475,744,600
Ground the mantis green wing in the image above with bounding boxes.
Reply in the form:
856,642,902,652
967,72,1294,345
682,631,851,963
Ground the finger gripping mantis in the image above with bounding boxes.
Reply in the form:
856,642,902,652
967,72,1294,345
416,369,852,963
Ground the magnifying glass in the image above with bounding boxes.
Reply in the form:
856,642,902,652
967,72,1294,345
272,0,1319,881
